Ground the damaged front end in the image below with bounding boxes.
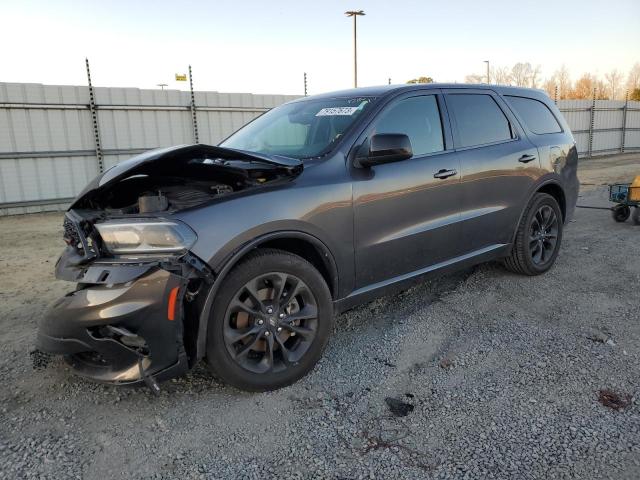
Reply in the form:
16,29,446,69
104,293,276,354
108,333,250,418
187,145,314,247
36,144,302,388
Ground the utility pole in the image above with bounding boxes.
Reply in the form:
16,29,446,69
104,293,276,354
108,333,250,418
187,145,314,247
304,72,308,96
345,10,365,88
157,83,168,90
484,60,490,84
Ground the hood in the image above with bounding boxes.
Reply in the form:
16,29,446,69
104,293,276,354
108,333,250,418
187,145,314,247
71,144,302,209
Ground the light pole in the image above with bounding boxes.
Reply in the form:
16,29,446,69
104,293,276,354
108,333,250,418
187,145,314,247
484,60,490,84
345,10,365,88
157,83,168,90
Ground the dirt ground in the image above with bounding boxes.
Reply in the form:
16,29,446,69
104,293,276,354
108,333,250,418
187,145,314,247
0,153,639,479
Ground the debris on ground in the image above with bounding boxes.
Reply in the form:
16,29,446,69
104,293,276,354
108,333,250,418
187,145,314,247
586,328,612,344
439,357,454,369
598,389,633,411
385,397,415,417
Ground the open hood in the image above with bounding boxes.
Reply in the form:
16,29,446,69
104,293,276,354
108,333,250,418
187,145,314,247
70,144,303,212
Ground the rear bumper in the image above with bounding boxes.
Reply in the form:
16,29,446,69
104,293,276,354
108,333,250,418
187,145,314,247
36,268,188,384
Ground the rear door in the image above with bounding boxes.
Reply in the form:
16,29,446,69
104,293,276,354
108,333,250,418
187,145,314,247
443,89,539,252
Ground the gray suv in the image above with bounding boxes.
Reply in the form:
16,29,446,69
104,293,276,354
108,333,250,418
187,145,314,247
37,84,578,392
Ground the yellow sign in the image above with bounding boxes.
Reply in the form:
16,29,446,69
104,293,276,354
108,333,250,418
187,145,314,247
175,74,187,81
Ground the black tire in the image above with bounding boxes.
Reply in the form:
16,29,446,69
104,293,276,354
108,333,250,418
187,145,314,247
504,193,563,276
612,204,631,223
630,207,640,226
206,248,333,391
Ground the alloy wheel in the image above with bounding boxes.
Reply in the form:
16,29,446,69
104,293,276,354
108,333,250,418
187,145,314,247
222,272,319,374
529,205,559,265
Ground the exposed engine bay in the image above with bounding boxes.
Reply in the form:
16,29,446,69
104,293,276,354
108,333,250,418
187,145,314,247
71,144,303,214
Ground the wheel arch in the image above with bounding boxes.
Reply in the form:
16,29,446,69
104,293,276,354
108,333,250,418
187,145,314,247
536,182,566,222
194,231,339,360
510,179,567,246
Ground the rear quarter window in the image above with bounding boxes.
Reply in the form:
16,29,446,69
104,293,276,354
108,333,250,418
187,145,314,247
506,96,562,134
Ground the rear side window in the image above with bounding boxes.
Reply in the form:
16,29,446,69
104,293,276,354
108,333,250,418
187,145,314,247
372,95,444,156
446,94,513,148
506,96,562,134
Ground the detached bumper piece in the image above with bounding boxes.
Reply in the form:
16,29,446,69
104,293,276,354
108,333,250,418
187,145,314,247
37,268,189,386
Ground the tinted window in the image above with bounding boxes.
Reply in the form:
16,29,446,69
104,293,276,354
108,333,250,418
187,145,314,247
372,95,444,156
506,96,562,134
447,94,513,148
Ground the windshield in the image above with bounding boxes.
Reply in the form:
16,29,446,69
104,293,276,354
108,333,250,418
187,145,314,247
220,96,376,159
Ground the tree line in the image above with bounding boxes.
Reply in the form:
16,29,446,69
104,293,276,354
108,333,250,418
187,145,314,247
462,62,640,101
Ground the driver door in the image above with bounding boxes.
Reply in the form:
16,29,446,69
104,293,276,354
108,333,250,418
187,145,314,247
352,92,463,289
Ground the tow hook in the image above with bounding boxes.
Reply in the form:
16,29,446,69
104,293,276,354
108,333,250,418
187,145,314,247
138,357,161,396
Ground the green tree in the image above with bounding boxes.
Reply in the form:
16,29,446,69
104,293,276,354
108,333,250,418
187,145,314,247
406,76,434,84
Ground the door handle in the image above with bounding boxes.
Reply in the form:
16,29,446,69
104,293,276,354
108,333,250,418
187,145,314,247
518,154,537,163
433,168,457,179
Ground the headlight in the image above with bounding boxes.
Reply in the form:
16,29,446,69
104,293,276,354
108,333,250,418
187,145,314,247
95,220,197,254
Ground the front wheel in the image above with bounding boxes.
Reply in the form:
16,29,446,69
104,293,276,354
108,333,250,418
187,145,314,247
206,249,333,391
504,193,564,276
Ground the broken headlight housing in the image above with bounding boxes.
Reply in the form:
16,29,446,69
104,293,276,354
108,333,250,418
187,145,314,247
95,219,197,255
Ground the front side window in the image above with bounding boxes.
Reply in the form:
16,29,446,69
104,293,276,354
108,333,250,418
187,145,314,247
221,97,376,159
371,95,444,156
506,96,562,134
447,94,513,148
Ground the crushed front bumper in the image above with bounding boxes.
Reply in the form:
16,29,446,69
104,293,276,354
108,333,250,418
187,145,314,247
37,265,189,385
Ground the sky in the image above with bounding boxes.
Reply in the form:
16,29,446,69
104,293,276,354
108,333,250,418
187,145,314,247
1,0,638,95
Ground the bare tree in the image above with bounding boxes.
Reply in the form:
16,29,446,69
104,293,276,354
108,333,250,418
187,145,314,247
626,62,640,94
464,74,485,84
530,65,542,88
605,69,623,100
491,66,512,85
406,76,434,84
542,78,557,99
511,62,534,87
555,65,572,99
571,73,597,99
596,79,609,99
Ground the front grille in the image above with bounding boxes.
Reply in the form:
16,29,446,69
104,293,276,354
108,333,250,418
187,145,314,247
63,217,83,251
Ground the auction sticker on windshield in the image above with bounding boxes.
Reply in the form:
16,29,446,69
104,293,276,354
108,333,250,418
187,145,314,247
316,107,359,116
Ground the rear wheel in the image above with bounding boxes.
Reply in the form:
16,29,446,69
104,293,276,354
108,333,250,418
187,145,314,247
504,193,563,276
632,207,640,226
206,249,333,391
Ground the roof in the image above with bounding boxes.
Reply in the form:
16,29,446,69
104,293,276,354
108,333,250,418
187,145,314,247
296,83,548,102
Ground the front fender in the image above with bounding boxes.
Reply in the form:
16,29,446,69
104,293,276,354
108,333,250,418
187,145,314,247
192,229,339,360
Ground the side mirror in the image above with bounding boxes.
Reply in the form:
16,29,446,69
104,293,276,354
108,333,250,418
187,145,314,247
358,134,413,168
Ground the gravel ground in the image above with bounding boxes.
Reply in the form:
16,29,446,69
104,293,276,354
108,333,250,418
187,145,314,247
1,154,639,479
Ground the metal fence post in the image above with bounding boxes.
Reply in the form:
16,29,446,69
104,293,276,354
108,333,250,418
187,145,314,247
85,58,104,172
188,65,199,143
587,88,596,157
621,90,629,153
